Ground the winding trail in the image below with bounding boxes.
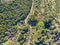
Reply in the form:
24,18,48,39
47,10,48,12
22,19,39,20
24,0,35,45
25,0,35,25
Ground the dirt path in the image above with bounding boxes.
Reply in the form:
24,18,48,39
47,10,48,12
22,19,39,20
25,0,35,25
24,0,35,45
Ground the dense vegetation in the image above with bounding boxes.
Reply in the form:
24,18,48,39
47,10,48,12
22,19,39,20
0,0,60,45
0,0,32,45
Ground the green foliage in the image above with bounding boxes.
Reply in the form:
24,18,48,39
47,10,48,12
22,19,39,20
36,21,44,29
17,25,29,45
0,0,32,44
3,41,10,45
0,0,60,45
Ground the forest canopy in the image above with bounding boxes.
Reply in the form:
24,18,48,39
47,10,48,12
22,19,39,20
0,0,60,45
